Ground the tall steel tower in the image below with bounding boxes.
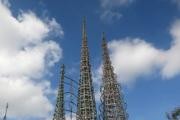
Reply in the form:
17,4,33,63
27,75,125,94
100,33,128,120
53,64,65,120
76,18,97,120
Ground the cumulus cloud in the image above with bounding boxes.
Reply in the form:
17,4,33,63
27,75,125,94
95,19,180,85
0,77,52,118
161,20,180,78
99,0,134,23
100,0,133,9
100,10,122,23
92,67,102,102
0,0,63,119
108,38,164,84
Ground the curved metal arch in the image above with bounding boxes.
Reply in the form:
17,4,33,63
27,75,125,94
64,75,79,85
64,92,78,99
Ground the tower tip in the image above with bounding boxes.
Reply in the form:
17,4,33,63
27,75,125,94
102,32,105,38
102,32,107,44
82,17,87,38
83,16,86,22
82,16,86,27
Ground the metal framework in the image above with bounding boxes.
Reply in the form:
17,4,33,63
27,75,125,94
64,75,78,120
99,33,128,120
53,64,65,120
76,18,97,120
52,19,128,120
53,64,80,120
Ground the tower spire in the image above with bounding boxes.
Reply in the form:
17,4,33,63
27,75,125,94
77,17,97,120
101,33,128,120
82,17,87,39
53,64,65,120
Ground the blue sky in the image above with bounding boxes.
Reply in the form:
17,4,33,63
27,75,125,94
0,0,180,120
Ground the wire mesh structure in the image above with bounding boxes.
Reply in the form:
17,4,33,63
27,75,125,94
99,33,128,120
53,64,80,120
76,18,97,120
64,75,80,120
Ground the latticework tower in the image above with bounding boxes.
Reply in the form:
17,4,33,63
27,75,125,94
76,18,97,120
53,64,65,120
100,33,128,120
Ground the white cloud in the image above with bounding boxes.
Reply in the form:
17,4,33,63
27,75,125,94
0,77,52,118
108,38,164,84
95,19,180,85
48,18,64,37
100,0,133,9
0,0,63,119
161,20,180,78
99,0,134,23
100,10,122,23
92,67,102,102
